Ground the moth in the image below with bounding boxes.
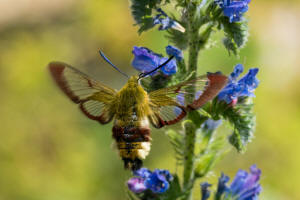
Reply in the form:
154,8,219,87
48,52,227,170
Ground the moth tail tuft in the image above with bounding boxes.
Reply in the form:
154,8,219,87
123,158,143,171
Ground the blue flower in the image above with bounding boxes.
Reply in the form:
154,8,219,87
201,119,222,131
132,46,161,76
215,173,230,199
230,63,244,81
218,64,259,104
133,167,152,179
166,45,183,61
153,8,185,32
201,182,212,200
132,46,180,76
145,169,173,193
160,57,177,75
215,0,251,23
128,168,173,194
216,165,262,200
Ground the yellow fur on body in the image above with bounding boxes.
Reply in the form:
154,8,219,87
112,76,153,127
117,141,151,160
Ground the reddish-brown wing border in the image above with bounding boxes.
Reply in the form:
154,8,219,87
49,62,82,103
148,73,227,128
48,62,116,124
187,73,228,110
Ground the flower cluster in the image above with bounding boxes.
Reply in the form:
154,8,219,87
201,165,261,200
218,64,259,105
215,0,251,23
153,8,185,32
128,168,173,194
132,45,182,76
219,165,261,199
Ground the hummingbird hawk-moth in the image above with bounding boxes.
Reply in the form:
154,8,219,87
48,52,227,170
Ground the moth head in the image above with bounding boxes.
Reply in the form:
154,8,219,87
128,76,139,86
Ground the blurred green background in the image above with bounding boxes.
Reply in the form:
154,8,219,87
0,0,299,199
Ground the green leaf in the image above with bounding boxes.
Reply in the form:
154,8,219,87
166,129,185,163
129,0,171,34
220,17,249,55
167,28,188,50
206,99,256,152
227,103,256,152
194,131,227,178
197,109,212,119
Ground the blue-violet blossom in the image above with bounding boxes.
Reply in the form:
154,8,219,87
132,46,182,76
201,182,212,200
215,0,251,23
127,168,173,194
216,165,262,200
218,64,259,104
153,8,185,32
166,45,183,61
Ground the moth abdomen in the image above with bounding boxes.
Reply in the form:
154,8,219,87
112,124,151,170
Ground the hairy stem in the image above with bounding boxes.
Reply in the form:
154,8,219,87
182,2,199,199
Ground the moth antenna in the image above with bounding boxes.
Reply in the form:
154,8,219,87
138,56,174,80
99,50,129,78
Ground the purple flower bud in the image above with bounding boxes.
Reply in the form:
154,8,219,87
127,177,147,193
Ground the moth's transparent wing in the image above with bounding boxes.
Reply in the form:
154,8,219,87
48,62,117,124
148,73,227,128
148,96,187,128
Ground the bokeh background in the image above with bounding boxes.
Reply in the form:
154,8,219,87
0,0,299,199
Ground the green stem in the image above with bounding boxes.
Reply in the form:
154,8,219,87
182,2,199,199
187,5,199,77
182,2,217,199
183,120,196,188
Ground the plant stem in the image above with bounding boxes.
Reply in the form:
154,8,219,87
187,5,199,77
182,2,216,199
182,2,199,199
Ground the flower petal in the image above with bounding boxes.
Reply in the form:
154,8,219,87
160,57,177,75
127,177,147,193
166,45,183,61
131,46,161,75
133,167,152,179
153,8,185,32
